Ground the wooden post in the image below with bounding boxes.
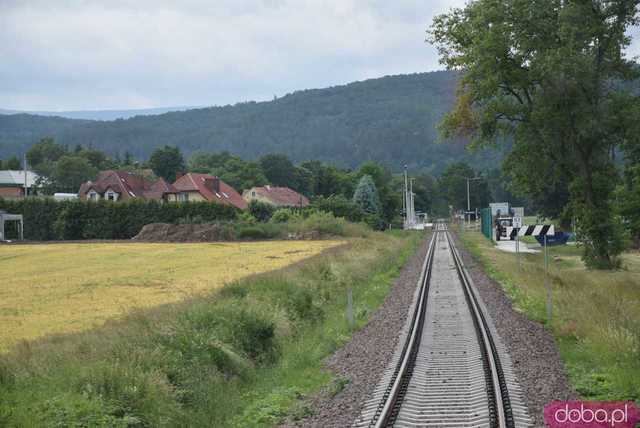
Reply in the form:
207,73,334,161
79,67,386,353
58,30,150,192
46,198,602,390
346,287,354,330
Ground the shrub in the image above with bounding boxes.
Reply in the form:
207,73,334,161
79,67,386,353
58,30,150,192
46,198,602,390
235,223,285,240
248,200,275,222
310,195,364,222
270,208,294,223
0,197,238,240
364,213,386,231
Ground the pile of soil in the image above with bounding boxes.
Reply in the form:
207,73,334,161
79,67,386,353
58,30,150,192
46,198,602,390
132,223,233,242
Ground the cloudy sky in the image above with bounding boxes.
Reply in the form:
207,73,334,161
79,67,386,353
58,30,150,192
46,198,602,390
2,1,639,111
0,0,471,111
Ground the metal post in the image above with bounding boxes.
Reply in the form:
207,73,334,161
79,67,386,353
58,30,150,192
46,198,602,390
23,153,28,198
404,166,408,229
516,234,520,270
466,178,471,212
347,287,354,330
544,234,552,323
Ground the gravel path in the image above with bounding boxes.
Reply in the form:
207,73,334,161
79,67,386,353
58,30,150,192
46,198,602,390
450,230,575,427
281,233,432,428
283,230,574,427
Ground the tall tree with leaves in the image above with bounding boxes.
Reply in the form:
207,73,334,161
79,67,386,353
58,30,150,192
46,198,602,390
352,174,382,215
438,162,490,211
3,156,21,170
259,154,297,187
430,0,640,268
149,145,185,182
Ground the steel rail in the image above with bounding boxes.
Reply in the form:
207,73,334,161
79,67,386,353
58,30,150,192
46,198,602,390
446,230,515,428
371,225,439,428
369,223,514,427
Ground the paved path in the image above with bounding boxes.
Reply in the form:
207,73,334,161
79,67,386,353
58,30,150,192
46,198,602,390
495,240,540,254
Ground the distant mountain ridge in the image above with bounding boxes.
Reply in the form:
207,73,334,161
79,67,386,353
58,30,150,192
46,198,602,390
0,71,508,173
0,106,200,121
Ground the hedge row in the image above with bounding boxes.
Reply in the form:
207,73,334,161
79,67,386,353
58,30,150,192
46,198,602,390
0,198,238,240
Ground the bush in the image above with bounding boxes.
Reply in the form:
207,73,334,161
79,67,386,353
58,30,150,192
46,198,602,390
310,195,364,222
0,197,238,240
235,223,284,240
288,211,369,238
248,200,275,222
270,208,297,223
364,213,386,231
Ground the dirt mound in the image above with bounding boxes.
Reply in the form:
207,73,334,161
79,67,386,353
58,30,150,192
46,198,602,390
133,223,233,242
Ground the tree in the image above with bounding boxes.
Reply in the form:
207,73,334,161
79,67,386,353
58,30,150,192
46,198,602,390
352,175,382,215
259,154,297,187
188,151,267,191
356,161,400,222
51,155,97,193
215,159,267,192
438,162,490,211
26,137,67,174
149,146,185,182
430,0,640,268
3,156,21,170
78,148,112,170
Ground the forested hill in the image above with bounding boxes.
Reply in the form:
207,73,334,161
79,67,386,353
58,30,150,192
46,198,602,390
0,71,508,173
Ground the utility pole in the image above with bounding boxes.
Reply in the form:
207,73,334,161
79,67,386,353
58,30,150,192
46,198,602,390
465,176,482,228
403,165,408,229
402,166,407,226
23,153,28,198
409,178,415,228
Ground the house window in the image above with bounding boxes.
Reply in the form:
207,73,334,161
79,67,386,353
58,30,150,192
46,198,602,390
88,191,99,201
252,191,256,197
180,192,189,202
105,190,118,201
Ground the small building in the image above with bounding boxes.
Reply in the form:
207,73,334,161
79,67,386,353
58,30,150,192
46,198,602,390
172,173,247,209
242,185,309,207
0,170,39,199
0,210,24,241
78,170,178,202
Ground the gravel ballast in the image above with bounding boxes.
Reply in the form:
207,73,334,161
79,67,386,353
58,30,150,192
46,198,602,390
282,233,432,427
285,230,574,427
450,230,575,427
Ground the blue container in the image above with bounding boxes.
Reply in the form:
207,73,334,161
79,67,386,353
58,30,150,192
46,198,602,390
535,232,571,246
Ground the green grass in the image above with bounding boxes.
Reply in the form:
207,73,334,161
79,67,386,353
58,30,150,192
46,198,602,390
457,228,640,402
0,229,424,427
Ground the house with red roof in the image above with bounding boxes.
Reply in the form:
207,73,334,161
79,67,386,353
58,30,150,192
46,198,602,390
172,173,247,210
242,185,309,208
78,170,178,202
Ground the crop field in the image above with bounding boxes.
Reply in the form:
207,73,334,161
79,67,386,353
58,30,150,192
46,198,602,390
0,240,342,352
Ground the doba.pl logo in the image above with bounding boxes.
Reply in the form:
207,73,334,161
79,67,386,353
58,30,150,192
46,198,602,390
544,401,640,427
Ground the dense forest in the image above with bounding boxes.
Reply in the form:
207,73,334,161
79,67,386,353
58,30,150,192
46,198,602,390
0,71,509,173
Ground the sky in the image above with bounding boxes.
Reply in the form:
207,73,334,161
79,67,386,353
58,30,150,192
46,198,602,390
0,0,469,111
1,1,639,112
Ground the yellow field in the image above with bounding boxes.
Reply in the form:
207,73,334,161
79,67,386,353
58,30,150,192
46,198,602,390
0,240,342,352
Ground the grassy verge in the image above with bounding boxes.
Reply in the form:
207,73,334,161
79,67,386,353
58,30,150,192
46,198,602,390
0,229,423,427
457,229,640,402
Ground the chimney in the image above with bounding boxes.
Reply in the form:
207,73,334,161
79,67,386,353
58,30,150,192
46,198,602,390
204,177,220,193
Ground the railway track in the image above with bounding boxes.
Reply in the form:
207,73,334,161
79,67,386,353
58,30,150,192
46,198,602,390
354,222,530,427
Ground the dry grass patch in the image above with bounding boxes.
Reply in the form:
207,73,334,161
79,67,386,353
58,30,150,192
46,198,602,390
0,241,342,352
